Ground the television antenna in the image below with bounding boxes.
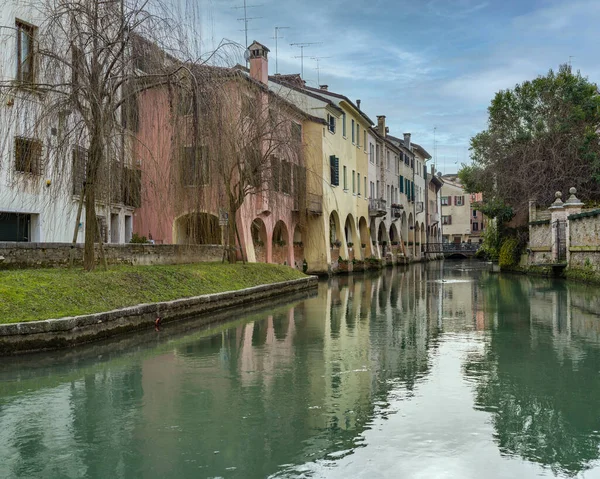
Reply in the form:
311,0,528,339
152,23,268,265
311,56,331,85
273,26,290,74
290,42,321,79
233,0,263,61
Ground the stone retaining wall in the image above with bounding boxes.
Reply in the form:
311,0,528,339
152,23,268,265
568,210,600,276
0,242,224,269
528,221,552,264
0,276,318,355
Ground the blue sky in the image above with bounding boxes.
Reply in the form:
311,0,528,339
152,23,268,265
181,0,600,174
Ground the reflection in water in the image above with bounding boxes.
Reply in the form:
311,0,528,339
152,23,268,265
2,262,600,478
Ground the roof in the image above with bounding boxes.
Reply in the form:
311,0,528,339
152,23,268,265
386,134,415,156
268,74,345,116
369,127,402,154
248,40,270,52
411,142,432,160
302,85,374,125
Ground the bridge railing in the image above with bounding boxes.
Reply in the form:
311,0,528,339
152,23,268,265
425,242,480,254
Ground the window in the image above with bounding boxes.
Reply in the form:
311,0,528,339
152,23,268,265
291,122,302,143
399,175,404,193
182,146,209,186
442,215,452,225
455,196,465,206
330,155,339,186
369,143,375,164
441,196,450,206
96,216,108,243
356,123,360,147
271,156,281,191
363,131,367,151
351,119,355,143
472,209,477,217
16,20,35,83
352,170,355,194
342,112,346,137
72,146,88,195
370,181,375,199
364,177,367,199
376,144,380,166
327,114,336,134
386,151,390,170
357,173,361,196
281,161,291,194
14,136,42,175
343,165,347,190
472,222,479,231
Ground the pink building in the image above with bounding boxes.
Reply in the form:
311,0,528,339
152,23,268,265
132,40,318,269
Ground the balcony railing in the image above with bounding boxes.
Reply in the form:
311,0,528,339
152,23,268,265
416,201,424,214
369,198,387,217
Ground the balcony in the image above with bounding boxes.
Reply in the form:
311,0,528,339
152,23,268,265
369,198,387,217
391,204,403,218
430,212,440,224
307,193,323,215
416,201,424,214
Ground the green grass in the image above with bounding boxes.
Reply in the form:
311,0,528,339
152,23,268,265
0,263,307,324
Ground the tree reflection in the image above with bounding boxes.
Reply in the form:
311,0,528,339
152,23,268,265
465,276,600,476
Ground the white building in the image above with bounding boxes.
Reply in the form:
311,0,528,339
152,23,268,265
0,1,135,243
440,175,471,243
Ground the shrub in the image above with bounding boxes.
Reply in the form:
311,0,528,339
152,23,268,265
499,237,521,268
130,233,148,244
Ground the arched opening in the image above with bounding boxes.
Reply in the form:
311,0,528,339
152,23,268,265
329,211,342,264
251,218,268,263
414,221,420,258
293,224,304,269
344,214,357,260
389,223,399,252
378,222,389,256
272,220,290,265
408,213,414,256
420,224,426,257
358,216,371,258
370,218,377,243
173,212,221,245
401,212,408,255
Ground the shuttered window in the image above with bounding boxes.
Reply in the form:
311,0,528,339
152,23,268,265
329,155,339,186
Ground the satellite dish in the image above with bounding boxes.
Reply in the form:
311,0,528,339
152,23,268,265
244,50,250,62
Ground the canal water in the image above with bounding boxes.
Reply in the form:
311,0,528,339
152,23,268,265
2,261,600,478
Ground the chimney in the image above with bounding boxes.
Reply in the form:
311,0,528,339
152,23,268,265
248,41,270,85
403,132,411,149
319,84,328,91
377,115,386,138
356,99,361,110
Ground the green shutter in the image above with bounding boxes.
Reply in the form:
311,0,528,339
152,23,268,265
399,175,404,193
330,155,339,186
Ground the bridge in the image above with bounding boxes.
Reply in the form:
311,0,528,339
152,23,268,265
424,242,480,258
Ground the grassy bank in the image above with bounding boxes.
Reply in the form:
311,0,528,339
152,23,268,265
0,263,307,324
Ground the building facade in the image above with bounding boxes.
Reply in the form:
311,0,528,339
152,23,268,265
440,176,471,243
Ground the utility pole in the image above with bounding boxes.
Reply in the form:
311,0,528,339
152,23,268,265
290,42,321,79
234,0,262,62
273,26,289,74
311,56,331,85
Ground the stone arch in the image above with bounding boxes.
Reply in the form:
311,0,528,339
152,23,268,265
389,223,399,243
370,218,377,243
173,212,221,245
272,220,291,265
414,221,420,258
251,218,268,263
358,216,371,258
344,214,359,260
329,210,344,264
401,212,408,250
407,213,414,256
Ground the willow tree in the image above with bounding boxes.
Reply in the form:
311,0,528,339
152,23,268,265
0,0,212,269
160,66,307,263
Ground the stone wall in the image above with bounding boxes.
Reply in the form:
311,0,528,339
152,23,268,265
0,242,224,269
528,220,552,264
568,209,600,275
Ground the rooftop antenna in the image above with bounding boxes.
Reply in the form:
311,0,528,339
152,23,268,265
273,26,290,74
311,56,331,85
233,0,263,63
290,42,321,79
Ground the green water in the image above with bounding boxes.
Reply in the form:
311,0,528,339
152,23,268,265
2,261,600,478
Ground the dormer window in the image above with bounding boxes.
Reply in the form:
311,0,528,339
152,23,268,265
327,114,336,134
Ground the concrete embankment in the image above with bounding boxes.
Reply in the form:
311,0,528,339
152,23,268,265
0,276,317,355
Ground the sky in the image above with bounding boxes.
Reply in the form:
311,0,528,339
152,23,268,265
175,0,600,175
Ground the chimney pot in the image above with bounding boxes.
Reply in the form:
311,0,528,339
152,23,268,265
248,40,270,85
356,99,361,110
377,115,386,138
403,132,411,149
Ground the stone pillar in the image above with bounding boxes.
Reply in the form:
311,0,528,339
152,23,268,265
548,191,566,263
563,187,584,265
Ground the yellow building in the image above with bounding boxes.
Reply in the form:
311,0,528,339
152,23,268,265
270,78,373,273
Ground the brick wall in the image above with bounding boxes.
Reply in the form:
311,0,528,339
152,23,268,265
0,243,224,269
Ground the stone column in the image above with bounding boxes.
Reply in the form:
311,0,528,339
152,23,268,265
563,187,584,265
548,191,566,263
